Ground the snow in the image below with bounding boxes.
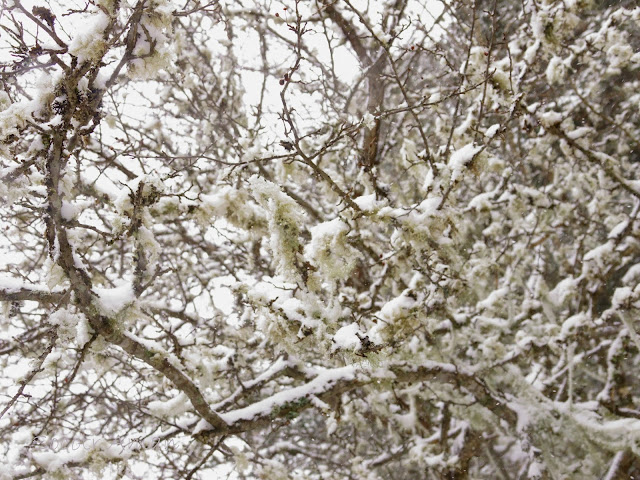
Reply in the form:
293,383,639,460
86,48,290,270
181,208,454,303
76,316,91,345
539,111,563,128
31,435,133,472
208,357,289,411
0,90,9,110
545,56,566,84
561,312,589,336
353,193,380,212
201,189,232,216
396,411,417,431
305,217,360,281
623,264,640,284
583,242,613,269
523,39,540,64
468,191,496,210
607,43,633,70
60,201,77,221
4,358,33,381
416,196,442,217
220,365,356,424
485,124,500,139
548,277,578,306
277,297,311,328
123,332,166,356
567,127,592,140
0,275,29,292
0,100,37,144
33,448,88,472
611,287,632,309
507,401,534,433
0,275,63,295
192,418,213,435
449,143,482,182
400,138,418,164
308,218,347,241
332,323,364,352
12,428,34,445
453,111,474,137
306,218,347,259
423,166,435,190
379,292,417,321
326,413,338,435
147,392,191,417
478,287,509,310
527,460,544,479
554,401,640,439
68,10,110,64
94,283,135,314
363,112,376,129
608,220,628,239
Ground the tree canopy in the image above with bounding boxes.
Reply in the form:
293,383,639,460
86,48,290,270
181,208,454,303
1,0,640,478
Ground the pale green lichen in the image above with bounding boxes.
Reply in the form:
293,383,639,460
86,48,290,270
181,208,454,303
248,175,305,278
